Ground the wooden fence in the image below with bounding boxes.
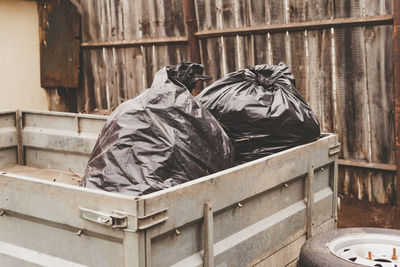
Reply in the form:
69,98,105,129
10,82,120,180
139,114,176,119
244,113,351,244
75,0,397,206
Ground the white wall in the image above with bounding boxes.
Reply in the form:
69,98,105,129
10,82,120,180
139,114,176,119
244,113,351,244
0,0,48,111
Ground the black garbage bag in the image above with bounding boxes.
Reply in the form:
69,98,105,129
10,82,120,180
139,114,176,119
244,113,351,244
197,62,320,164
81,63,234,196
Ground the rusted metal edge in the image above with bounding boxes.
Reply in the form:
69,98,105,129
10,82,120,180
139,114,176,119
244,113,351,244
338,159,397,173
393,0,400,229
80,36,188,48
195,15,393,38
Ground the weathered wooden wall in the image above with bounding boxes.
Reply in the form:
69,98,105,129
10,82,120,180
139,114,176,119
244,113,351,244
333,1,395,204
80,0,188,111
78,0,396,205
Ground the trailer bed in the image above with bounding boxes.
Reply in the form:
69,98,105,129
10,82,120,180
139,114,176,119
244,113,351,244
0,164,81,185
0,110,340,267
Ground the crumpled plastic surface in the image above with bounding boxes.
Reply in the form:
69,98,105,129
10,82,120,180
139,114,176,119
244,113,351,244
197,62,320,164
81,63,234,196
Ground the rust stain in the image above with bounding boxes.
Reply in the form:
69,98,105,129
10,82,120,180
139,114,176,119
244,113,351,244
38,0,80,88
338,197,397,228
395,100,400,147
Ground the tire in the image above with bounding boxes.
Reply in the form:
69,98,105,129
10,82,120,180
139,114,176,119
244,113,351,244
298,227,400,267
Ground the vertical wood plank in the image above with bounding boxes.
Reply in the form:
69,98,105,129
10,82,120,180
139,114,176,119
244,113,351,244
46,88,78,112
270,36,286,65
218,0,236,74
199,37,221,85
334,0,363,18
307,30,333,133
288,0,307,23
290,32,307,100
197,0,221,84
268,0,287,65
307,0,332,21
288,0,307,100
122,0,144,99
365,22,395,204
306,0,334,134
334,0,371,202
248,0,267,65
140,0,154,89
232,0,252,69
170,0,188,66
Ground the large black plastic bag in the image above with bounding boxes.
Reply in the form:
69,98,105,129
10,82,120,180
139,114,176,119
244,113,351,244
81,63,234,196
197,62,320,164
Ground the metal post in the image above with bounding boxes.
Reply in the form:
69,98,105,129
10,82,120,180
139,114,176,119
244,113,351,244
183,0,203,95
333,155,339,228
204,202,214,267
123,232,146,267
306,162,314,239
394,0,400,229
16,110,24,165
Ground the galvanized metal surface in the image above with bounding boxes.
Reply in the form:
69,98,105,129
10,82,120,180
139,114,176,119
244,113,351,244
0,111,18,169
38,0,80,88
306,162,315,239
203,202,214,267
0,165,81,185
0,110,339,266
0,240,87,267
254,219,334,267
332,154,339,227
20,110,107,174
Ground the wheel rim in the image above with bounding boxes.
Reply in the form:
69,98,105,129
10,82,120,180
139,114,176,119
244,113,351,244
326,233,400,267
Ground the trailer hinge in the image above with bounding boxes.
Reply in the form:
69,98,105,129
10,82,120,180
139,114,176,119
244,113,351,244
79,207,168,231
328,143,341,156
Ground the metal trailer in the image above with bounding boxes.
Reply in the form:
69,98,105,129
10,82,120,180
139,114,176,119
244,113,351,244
0,110,340,267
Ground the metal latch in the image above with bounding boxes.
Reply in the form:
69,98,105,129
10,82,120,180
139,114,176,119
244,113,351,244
329,143,341,156
79,206,168,231
79,207,127,229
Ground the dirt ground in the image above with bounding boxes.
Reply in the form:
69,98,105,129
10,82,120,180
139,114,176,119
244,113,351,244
338,197,398,229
